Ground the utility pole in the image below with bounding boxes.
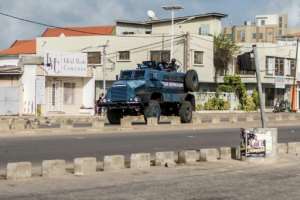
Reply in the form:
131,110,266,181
162,5,183,61
183,32,190,72
102,40,109,96
291,38,299,112
253,44,267,128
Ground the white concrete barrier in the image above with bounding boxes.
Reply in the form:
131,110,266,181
231,146,241,160
277,143,288,155
121,117,133,128
147,118,158,126
199,148,219,161
130,153,151,169
219,147,232,160
42,160,66,177
103,155,125,171
288,142,300,155
74,157,97,176
170,116,181,125
155,151,176,167
6,162,32,180
178,150,198,164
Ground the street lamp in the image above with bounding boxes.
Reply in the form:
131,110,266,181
162,5,184,61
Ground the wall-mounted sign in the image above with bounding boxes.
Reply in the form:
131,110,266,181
275,76,285,89
43,52,87,77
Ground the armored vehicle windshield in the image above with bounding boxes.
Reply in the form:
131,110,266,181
120,70,145,80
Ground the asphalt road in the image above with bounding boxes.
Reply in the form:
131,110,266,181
0,126,300,166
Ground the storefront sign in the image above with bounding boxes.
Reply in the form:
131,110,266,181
44,52,87,77
275,76,285,89
35,76,46,104
240,128,273,158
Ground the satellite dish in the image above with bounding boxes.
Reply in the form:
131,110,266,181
147,10,157,20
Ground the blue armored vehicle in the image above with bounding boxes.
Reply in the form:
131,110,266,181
102,61,199,124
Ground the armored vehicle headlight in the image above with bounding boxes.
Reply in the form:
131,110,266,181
102,98,107,103
134,97,141,102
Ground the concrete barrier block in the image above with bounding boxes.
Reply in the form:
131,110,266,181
10,119,26,130
92,118,104,129
6,162,32,180
288,142,300,155
147,118,158,126
61,119,74,129
155,151,176,167
0,119,10,131
130,153,151,169
231,146,241,160
277,143,288,155
199,148,219,161
103,155,125,171
219,147,232,160
121,117,133,128
178,150,198,164
42,160,66,177
170,116,181,125
74,157,97,176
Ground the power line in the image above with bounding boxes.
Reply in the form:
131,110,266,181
0,10,183,39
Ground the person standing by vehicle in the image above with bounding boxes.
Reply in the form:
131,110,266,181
96,93,104,115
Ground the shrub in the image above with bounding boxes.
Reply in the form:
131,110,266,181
243,96,256,112
204,97,230,110
196,104,203,111
252,89,259,109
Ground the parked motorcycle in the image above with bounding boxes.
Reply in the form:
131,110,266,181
273,100,290,113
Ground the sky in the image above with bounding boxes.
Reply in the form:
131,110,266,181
0,0,299,49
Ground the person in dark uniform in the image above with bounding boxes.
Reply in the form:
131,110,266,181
96,93,104,115
168,58,179,71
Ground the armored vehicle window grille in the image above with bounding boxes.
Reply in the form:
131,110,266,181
120,70,145,80
111,86,127,101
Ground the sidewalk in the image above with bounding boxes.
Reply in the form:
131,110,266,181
0,156,299,200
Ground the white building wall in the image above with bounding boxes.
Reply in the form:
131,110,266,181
0,57,19,66
37,34,214,83
22,65,37,115
255,15,279,26
151,18,222,36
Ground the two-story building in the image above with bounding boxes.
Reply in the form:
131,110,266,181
0,12,227,116
235,40,300,109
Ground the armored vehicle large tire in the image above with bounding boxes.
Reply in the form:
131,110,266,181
179,101,193,123
144,100,161,123
185,70,199,92
107,109,122,124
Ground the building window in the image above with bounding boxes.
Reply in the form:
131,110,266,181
150,50,170,63
252,33,256,39
258,33,263,39
275,57,284,76
194,51,204,65
237,31,245,42
261,20,265,26
118,51,130,61
88,52,102,65
287,59,296,77
122,31,135,35
198,24,210,36
64,82,75,105
266,56,275,75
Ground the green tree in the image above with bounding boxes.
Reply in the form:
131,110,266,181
214,34,240,81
